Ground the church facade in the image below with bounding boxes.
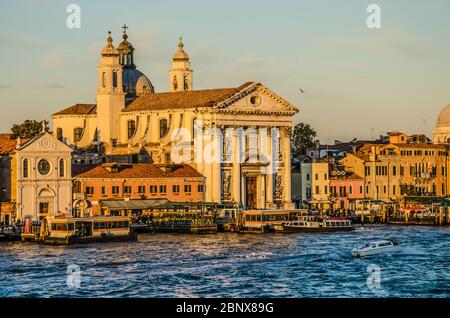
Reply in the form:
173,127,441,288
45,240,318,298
10,130,73,220
52,28,299,210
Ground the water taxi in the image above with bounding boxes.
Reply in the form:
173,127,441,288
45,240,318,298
28,216,137,245
281,216,353,233
352,240,402,257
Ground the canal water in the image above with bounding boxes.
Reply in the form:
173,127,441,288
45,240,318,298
0,226,449,298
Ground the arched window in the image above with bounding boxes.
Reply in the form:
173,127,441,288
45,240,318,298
184,75,189,90
74,128,83,142
59,159,65,177
159,119,168,139
127,120,136,139
173,76,178,91
56,128,63,141
102,72,106,88
113,71,118,88
23,159,29,178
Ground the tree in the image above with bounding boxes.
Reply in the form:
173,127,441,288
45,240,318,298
10,119,49,139
291,122,317,158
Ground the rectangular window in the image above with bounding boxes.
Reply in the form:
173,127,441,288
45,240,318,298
123,186,131,195
360,185,363,194
349,186,353,194
324,186,328,195
197,184,204,193
102,186,107,195
306,174,310,181
324,173,328,180
173,185,180,194
392,166,397,176
400,166,404,176
160,185,167,194
184,184,192,193
315,186,320,194
393,185,396,195
86,186,94,195
112,186,119,195
150,185,158,194
138,186,145,194
383,185,387,193
365,166,371,176
315,174,318,181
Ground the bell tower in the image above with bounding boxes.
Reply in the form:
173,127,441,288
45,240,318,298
169,37,193,92
96,31,125,145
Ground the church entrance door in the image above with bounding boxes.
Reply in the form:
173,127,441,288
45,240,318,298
246,176,257,209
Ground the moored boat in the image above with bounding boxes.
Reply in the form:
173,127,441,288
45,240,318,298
24,216,137,245
281,216,353,233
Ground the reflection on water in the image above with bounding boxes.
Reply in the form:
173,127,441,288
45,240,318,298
0,226,449,297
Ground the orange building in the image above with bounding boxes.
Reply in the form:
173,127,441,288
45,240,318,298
73,163,205,215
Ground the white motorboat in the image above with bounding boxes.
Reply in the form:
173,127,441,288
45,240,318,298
352,240,402,257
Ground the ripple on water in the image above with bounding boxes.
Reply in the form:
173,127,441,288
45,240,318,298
1,226,449,297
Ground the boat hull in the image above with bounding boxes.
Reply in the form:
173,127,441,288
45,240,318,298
282,226,354,233
352,245,401,257
39,232,138,245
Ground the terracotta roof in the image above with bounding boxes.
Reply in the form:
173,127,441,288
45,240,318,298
123,82,254,112
73,163,204,179
53,104,97,116
0,134,30,155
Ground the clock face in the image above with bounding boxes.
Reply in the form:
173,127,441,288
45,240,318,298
38,159,51,175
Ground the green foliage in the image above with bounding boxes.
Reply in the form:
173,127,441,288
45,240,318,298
10,119,49,139
291,122,317,158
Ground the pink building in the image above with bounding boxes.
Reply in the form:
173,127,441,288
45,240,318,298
329,172,364,210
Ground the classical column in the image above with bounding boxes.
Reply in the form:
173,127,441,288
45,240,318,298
281,127,293,209
210,123,222,203
265,127,274,206
230,126,241,205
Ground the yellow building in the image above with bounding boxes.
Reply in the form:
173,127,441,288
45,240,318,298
341,134,449,204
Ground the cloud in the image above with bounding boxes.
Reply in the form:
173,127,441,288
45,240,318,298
30,83,64,89
0,34,40,49
40,49,72,69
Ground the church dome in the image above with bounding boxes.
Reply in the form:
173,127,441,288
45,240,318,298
123,68,154,102
436,103,450,127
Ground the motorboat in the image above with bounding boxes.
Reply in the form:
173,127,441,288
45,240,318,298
352,240,402,257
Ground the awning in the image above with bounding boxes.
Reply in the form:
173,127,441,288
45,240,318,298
100,199,169,210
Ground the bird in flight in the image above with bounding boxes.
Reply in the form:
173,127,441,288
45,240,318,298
298,88,305,94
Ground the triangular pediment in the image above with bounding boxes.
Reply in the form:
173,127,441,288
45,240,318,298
16,132,73,153
214,82,299,114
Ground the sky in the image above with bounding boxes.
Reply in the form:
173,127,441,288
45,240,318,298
0,0,449,142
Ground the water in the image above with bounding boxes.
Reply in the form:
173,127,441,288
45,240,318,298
0,226,449,298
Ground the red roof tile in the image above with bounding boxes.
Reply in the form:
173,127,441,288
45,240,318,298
53,103,97,116
123,82,254,112
0,134,30,155
73,163,204,179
